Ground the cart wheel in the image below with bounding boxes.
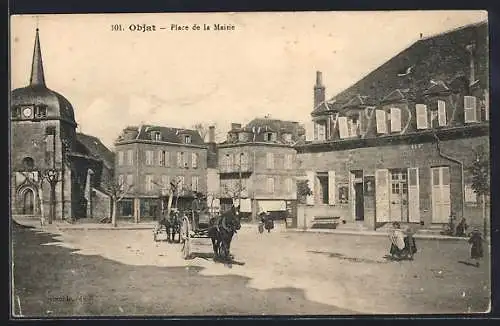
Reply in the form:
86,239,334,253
181,216,191,259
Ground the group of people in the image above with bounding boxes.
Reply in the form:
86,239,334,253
388,219,485,266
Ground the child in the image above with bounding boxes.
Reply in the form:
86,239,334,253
468,229,484,267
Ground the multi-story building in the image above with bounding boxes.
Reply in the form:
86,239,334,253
114,125,207,221
218,118,305,220
296,21,489,230
10,28,113,221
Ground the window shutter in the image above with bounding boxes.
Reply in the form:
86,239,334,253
118,151,123,165
464,96,477,123
306,171,315,205
328,170,336,205
338,116,349,138
416,104,428,129
165,151,170,167
177,152,182,167
192,152,198,168
375,169,390,222
266,153,274,169
118,174,124,186
407,168,420,222
375,110,387,134
158,150,163,166
126,174,133,186
313,122,318,140
390,108,402,132
437,100,447,126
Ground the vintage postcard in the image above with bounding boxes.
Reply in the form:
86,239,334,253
10,11,490,317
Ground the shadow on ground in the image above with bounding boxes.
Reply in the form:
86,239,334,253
308,250,389,264
11,222,355,317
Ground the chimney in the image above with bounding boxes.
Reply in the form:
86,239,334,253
208,125,215,143
466,43,476,85
314,71,325,109
231,123,242,130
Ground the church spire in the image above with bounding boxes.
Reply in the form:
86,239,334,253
30,28,46,87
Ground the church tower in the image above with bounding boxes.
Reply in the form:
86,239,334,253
11,28,78,220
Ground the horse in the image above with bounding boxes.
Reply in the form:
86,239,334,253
157,210,181,243
207,205,241,261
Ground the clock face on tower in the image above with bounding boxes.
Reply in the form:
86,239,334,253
22,106,33,118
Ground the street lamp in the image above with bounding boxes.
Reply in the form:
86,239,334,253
44,168,59,224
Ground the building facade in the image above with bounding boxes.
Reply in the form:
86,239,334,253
10,29,114,221
218,119,305,220
114,125,208,221
296,22,489,230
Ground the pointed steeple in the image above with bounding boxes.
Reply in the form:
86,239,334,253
30,28,46,87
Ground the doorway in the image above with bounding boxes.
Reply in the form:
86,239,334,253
354,183,364,221
389,169,409,222
22,188,35,215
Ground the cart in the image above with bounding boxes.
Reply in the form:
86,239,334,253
179,209,214,259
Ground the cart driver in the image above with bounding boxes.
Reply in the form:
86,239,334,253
192,192,207,229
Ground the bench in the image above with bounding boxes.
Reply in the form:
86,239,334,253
311,216,341,229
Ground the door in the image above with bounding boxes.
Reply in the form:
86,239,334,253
431,166,451,223
375,169,390,222
22,189,34,215
354,183,364,221
389,170,408,222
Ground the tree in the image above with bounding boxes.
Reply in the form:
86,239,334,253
105,179,134,227
192,123,210,142
221,181,246,207
297,180,313,204
468,145,490,236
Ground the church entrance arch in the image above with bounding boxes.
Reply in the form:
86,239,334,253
21,188,35,215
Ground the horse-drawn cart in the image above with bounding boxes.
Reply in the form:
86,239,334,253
179,209,213,259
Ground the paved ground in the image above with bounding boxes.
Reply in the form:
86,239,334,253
11,221,490,317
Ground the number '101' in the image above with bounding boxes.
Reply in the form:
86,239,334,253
111,24,123,31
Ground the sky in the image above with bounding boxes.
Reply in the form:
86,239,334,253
10,11,487,149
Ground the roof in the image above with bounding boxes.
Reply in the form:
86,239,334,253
117,124,205,145
76,133,115,169
224,117,306,145
312,21,488,115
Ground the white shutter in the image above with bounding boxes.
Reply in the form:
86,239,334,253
177,152,183,167
313,122,318,140
375,169,390,222
328,170,336,205
118,174,124,186
157,150,163,166
390,108,402,132
408,168,420,223
266,153,274,169
192,152,198,168
437,100,447,126
127,150,133,165
338,117,349,139
376,110,387,134
164,151,170,167
306,171,315,205
464,96,477,123
118,151,123,165
416,104,428,129
126,174,133,186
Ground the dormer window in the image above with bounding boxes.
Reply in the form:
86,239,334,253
238,132,248,142
184,135,192,144
464,96,478,123
151,131,162,141
283,133,292,142
264,132,275,142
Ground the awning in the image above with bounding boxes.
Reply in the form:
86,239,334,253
258,200,286,212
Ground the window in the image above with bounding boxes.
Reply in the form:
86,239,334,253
266,152,274,169
348,116,360,137
184,135,192,144
284,154,293,169
35,105,47,118
238,133,248,142
178,176,185,192
283,133,292,142
265,132,276,142
437,100,447,126
151,131,162,141
145,175,154,191
22,157,35,170
338,116,349,138
285,178,293,193
191,176,199,192
11,106,21,118
127,150,133,165
126,174,133,186
118,174,124,186
158,150,165,166
192,152,199,168
267,177,275,193
416,104,428,129
227,154,234,171
316,122,326,141
145,150,154,166
464,96,477,123
118,151,124,166
164,151,170,167
161,175,170,188
177,152,184,168
375,110,387,133
390,107,402,132
240,152,249,171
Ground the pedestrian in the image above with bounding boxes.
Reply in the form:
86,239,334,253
468,228,484,267
455,217,468,237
